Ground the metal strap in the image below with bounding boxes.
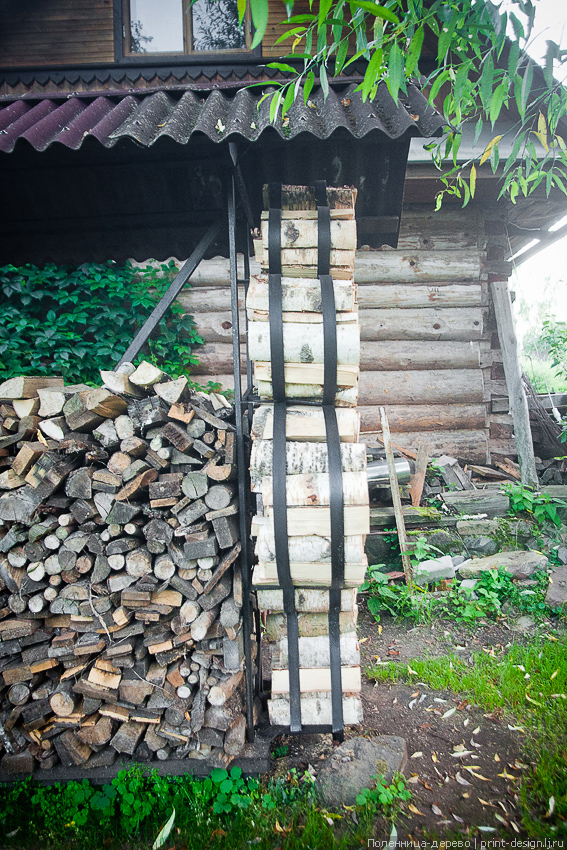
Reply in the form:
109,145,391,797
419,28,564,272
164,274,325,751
268,183,301,732
316,179,345,738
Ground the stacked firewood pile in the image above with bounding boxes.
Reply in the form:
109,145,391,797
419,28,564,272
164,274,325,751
248,186,369,726
0,364,249,775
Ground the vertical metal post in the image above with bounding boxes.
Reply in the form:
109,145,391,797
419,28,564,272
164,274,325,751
228,173,255,742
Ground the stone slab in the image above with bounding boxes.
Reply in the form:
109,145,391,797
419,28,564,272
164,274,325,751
315,735,407,808
545,565,567,609
458,550,548,579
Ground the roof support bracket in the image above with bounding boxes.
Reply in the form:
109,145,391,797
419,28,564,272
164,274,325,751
115,218,222,368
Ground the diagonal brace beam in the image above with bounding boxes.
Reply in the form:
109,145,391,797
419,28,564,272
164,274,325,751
116,219,222,369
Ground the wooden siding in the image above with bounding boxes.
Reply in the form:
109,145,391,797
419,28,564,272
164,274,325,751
0,0,308,69
182,201,517,464
0,0,114,67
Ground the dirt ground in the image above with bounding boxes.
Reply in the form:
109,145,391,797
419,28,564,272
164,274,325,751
268,606,552,843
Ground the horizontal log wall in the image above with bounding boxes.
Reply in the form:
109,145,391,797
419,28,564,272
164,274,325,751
181,202,515,463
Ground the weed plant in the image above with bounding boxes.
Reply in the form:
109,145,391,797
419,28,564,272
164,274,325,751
367,637,567,838
0,765,397,850
0,262,211,386
361,566,552,625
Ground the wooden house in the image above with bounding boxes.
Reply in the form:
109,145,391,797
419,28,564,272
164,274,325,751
1,0,565,470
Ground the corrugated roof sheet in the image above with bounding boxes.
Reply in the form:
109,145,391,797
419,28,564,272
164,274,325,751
0,82,443,154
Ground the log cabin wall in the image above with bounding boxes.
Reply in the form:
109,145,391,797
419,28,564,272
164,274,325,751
183,200,517,465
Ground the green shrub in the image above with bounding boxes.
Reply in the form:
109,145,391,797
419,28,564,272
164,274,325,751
0,261,203,385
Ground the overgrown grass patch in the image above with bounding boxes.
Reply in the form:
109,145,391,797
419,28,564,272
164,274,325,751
368,636,567,836
0,765,390,850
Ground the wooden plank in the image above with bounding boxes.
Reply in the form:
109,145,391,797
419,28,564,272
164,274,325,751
491,281,536,488
409,442,429,507
380,408,412,584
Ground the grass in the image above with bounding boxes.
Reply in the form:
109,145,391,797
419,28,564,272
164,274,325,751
367,635,567,838
0,766,392,850
521,356,567,393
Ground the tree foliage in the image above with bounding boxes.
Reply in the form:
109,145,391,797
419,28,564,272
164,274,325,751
243,0,567,205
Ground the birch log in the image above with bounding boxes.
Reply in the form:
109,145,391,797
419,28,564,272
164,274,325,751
256,382,357,406
250,440,366,489
272,633,360,668
260,471,369,507
248,322,360,365
255,529,366,564
246,276,355,313
268,695,363,726
252,405,360,442
260,218,357,250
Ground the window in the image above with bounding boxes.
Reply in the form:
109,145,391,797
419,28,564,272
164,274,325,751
124,0,251,56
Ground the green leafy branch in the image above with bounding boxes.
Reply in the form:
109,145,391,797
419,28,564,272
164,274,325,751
240,0,567,206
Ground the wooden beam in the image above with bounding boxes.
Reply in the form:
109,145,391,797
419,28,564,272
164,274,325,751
380,407,413,585
491,281,538,489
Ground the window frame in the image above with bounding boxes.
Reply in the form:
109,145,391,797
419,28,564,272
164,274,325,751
114,0,258,64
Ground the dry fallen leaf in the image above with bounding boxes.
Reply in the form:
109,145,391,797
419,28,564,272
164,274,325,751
456,772,471,786
408,666,418,675
551,669,559,680
462,791,470,798
478,826,497,833
452,813,464,824
411,751,424,759
511,821,521,833
450,750,473,759
498,769,517,780
463,718,470,727
408,699,417,710
359,637,368,644
442,707,457,720
408,804,425,816
478,798,495,807
431,803,443,816
470,738,481,748
494,813,508,826
508,724,525,732
544,797,556,818
407,775,420,785
432,753,439,763
494,753,500,762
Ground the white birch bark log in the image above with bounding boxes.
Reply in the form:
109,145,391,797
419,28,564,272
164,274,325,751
250,440,366,490
272,633,360,668
268,695,363,725
255,530,365,564
252,406,360,443
256,587,357,612
246,276,355,313
260,471,368,508
260,218,357,250
248,322,360,366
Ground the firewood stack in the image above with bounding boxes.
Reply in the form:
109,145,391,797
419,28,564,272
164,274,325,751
0,364,251,776
247,185,369,728
250,186,359,405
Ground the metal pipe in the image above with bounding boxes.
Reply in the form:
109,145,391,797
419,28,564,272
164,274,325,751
367,458,412,486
